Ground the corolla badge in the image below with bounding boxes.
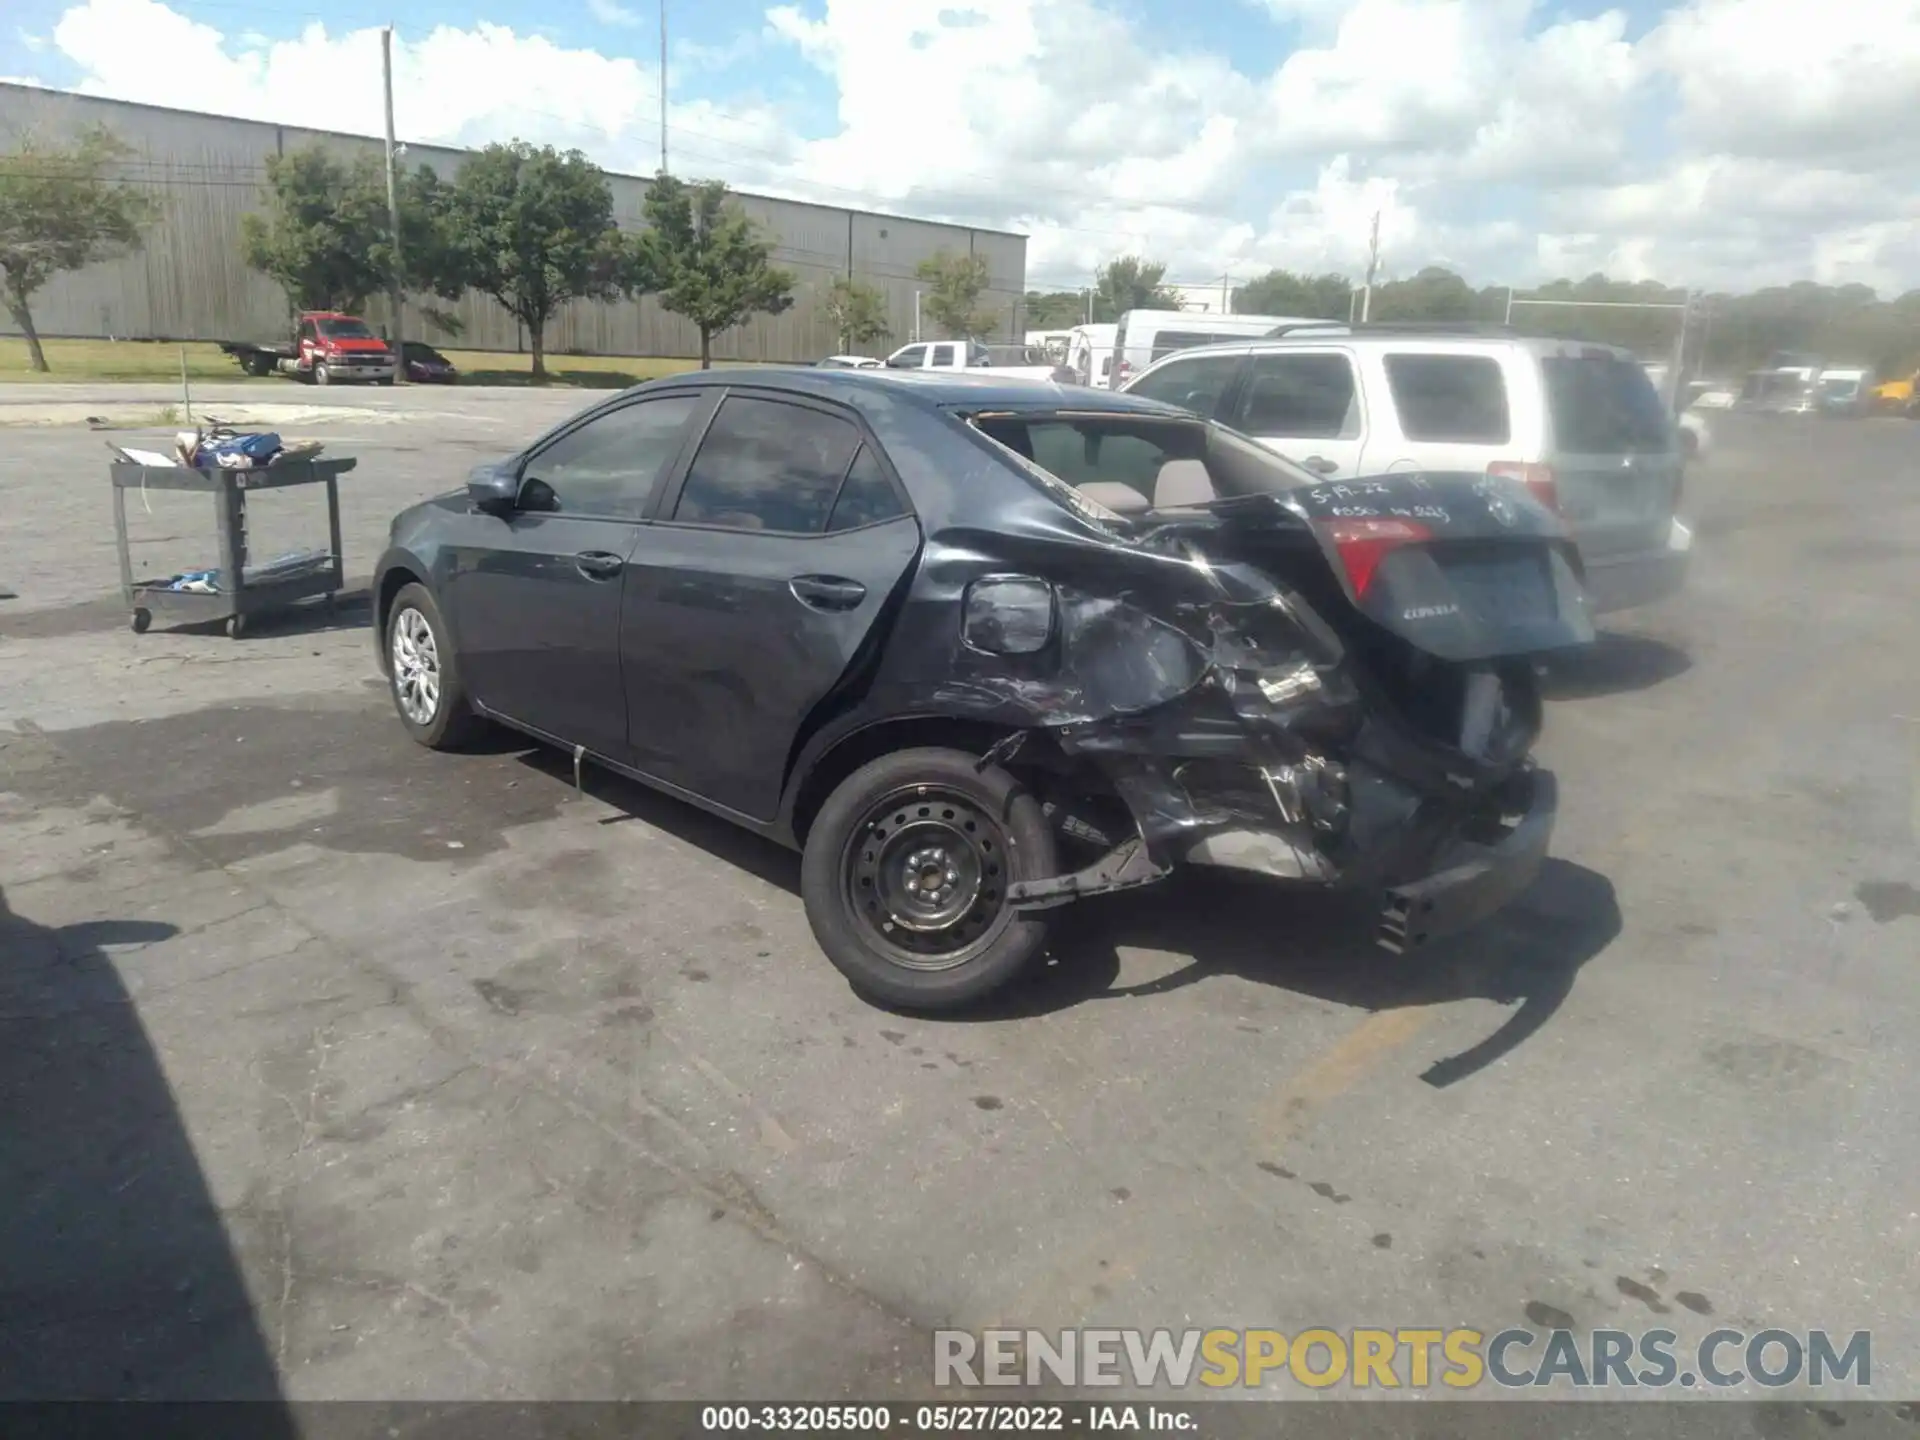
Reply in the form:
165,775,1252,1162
1474,476,1519,528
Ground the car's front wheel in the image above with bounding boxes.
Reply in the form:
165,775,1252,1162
801,747,1059,1011
386,582,480,749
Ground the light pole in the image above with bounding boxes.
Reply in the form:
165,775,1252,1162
659,0,668,173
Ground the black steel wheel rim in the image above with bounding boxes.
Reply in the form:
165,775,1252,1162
843,785,1012,971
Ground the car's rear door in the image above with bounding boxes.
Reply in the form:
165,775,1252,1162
1537,347,1682,562
618,391,921,821
446,391,709,759
1225,347,1367,478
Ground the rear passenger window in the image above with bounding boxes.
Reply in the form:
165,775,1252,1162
827,447,906,531
1126,354,1242,417
672,397,859,533
1233,353,1358,439
1384,354,1512,444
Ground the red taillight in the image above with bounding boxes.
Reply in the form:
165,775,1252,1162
1318,517,1432,598
1487,460,1559,513
1113,360,1133,388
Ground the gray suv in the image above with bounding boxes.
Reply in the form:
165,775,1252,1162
1123,328,1691,614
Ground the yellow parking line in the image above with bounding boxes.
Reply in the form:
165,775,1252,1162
1254,1007,1432,1155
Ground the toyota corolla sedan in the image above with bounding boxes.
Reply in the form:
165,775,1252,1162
373,369,1587,1010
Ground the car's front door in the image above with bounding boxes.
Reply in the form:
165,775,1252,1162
619,392,921,821
1122,349,1249,419
1228,348,1367,478
447,392,708,758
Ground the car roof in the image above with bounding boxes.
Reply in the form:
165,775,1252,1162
1131,330,1643,368
629,365,1191,417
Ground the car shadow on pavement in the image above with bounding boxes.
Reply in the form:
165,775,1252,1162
985,858,1621,1087
0,888,293,1416
1538,631,1691,700
517,748,805,895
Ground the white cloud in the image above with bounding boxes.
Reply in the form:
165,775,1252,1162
41,0,796,184
1647,0,1920,166
17,0,1920,294
585,0,641,28
18,29,49,52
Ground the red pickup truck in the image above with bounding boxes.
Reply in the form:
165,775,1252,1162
221,311,397,385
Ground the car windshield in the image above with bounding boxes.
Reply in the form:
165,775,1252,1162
965,409,1319,521
318,318,376,339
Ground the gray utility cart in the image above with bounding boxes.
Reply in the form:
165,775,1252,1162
112,457,354,638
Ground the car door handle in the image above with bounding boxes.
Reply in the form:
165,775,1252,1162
574,550,624,580
1303,455,1339,475
789,575,867,611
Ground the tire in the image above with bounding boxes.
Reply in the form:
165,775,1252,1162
130,607,151,634
385,582,481,750
801,747,1058,1012
313,362,331,386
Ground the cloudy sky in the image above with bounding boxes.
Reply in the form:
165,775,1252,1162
6,0,1918,294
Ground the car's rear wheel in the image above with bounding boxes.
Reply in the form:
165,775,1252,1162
801,747,1058,1011
386,582,480,750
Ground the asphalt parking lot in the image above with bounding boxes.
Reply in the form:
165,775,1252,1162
3,385,1919,1410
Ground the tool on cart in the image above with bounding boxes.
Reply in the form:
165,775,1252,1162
111,438,355,639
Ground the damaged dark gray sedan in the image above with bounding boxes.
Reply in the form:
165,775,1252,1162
373,369,1594,1010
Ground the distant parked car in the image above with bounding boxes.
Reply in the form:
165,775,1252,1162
883,340,1071,384
817,355,882,369
402,341,459,384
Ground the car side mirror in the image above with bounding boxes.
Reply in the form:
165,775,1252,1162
467,462,519,516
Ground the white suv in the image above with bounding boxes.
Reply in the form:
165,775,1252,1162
1121,327,1692,614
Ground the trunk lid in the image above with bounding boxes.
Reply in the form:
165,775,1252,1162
1144,472,1595,661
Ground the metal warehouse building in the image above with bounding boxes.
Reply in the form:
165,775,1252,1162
0,83,1029,363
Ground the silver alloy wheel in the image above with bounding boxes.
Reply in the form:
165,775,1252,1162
391,606,441,725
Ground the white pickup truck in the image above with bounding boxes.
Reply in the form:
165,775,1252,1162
884,339,1075,384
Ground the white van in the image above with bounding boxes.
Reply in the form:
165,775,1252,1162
1109,310,1326,389
1066,323,1117,388
1121,327,1692,614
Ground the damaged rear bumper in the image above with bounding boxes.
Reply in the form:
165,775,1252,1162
1376,769,1556,953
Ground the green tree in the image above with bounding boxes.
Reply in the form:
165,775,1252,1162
915,250,995,338
1234,269,1353,321
822,275,890,353
633,174,795,369
0,125,158,373
440,141,635,378
242,145,458,315
1094,255,1177,317
1024,289,1088,329
1368,265,1480,323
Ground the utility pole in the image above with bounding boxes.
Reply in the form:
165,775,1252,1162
1359,210,1381,324
659,0,669,173
381,26,406,384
